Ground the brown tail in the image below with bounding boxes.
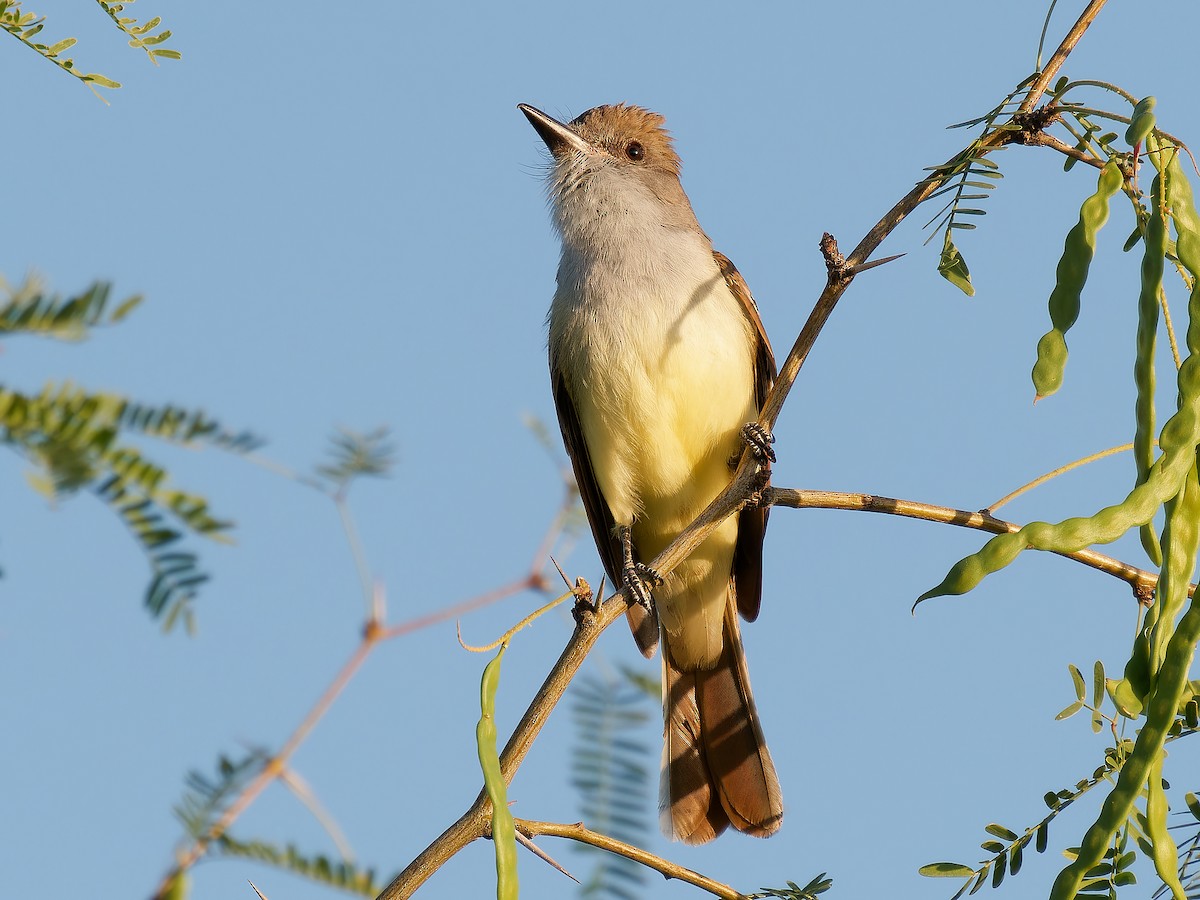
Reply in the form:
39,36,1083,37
660,601,783,844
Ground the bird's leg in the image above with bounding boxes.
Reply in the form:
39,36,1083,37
736,423,776,509
740,422,776,464
618,524,660,613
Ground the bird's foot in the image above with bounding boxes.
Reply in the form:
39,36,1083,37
618,524,660,613
741,422,776,464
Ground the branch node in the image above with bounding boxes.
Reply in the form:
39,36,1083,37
1012,104,1061,142
569,577,596,624
820,232,850,283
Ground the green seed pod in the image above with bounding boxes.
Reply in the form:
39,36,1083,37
922,155,1200,607
1135,168,1167,566
1107,676,1144,718
1051,597,1200,900
1050,147,1200,900
1146,757,1187,898
1126,96,1157,148
476,646,519,899
1032,161,1124,399
1151,466,1200,672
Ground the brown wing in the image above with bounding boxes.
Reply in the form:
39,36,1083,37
551,364,659,656
713,251,777,623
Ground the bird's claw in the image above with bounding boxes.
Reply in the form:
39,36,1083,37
741,422,776,464
622,561,661,613
617,523,660,612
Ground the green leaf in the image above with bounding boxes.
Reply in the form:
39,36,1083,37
985,823,1019,841
110,294,144,322
1056,700,1085,720
129,15,162,34
991,853,1006,888
1186,791,1200,822
137,28,172,46
919,863,975,878
1092,661,1105,707
938,235,975,296
1070,663,1086,700
980,840,1005,854
83,73,121,88
1010,840,1024,875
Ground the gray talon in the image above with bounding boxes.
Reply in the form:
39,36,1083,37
741,422,777,464
619,525,659,612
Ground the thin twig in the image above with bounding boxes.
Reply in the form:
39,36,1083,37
381,574,541,641
1019,0,1108,115
988,442,1138,512
764,487,1175,600
1023,129,1106,169
150,486,577,899
336,491,375,611
278,767,356,861
152,635,378,899
515,819,744,899
377,595,623,899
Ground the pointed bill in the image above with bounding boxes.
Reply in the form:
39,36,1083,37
518,104,593,157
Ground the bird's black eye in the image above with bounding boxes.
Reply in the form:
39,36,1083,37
625,141,644,161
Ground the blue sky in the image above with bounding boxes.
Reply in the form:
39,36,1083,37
4,2,1200,898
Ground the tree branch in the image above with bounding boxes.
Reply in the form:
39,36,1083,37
516,819,746,899
1018,0,1109,114
377,594,626,898
764,488,1171,602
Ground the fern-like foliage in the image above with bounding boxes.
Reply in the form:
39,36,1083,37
1,0,120,96
1,372,260,629
315,427,396,489
175,750,270,840
922,664,1200,898
214,837,384,898
96,1,179,65
749,873,834,900
175,751,391,896
1,0,179,100
0,277,142,339
571,667,653,900
919,74,1034,297
1,277,258,626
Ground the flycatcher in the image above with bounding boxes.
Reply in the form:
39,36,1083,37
520,102,783,843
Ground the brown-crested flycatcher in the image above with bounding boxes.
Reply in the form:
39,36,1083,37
520,102,783,843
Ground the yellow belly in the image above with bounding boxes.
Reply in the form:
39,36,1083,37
571,277,757,668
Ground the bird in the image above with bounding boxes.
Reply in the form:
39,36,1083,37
519,102,783,844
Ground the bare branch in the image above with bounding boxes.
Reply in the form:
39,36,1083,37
516,819,745,900
764,488,1171,601
1019,0,1109,114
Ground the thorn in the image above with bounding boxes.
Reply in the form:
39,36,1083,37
550,555,572,590
847,253,906,275
514,831,581,883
